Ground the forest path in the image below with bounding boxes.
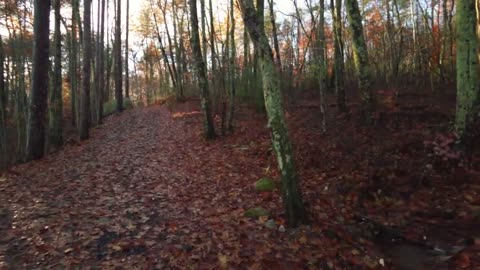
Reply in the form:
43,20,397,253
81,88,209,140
0,105,298,268
3,102,475,269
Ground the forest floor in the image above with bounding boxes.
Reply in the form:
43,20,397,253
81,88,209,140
1,87,480,269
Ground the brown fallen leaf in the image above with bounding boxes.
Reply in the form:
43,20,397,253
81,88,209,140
218,253,228,269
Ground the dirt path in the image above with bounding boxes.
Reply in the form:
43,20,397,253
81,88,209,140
0,106,349,269
2,104,478,269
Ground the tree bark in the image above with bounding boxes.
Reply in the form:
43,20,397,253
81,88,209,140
80,0,92,140
27,0,51,160
97,0,106,124
0,35,7,165
331,0,347,112
70,0,79,126
345,0,375,120
49,0,63,148
189,0,216,139
455,0,479,139
317,0,327,132
267,0,281,68
125,0,130,98
239,0,307,227
227,0,237,132
115,0,123,112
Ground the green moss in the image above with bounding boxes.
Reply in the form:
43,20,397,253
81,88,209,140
255,177,277,191
244,207,270,218
103,98,133,116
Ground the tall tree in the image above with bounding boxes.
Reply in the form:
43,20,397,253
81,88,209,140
115,0,123,112
316,0,327,132
27,0,51,160
125,0,130,98
95,0,106,124
239,0,307,227
331,0,347,112
188,0,216,139
345,0,374,120
80,0,92,140
267,0,281,68
455,0,479,138
70,0,79,126
0,35,6,165
49,0,63,148
227,0,237,131
98,0,106,123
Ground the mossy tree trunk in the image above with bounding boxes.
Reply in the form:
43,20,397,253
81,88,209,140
49,0,63,148
345,0,375,121
455,0,479,139
27,0,51,160
239,0,307,227
189,0,216,139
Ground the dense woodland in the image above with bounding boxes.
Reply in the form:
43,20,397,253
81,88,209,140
0,0,480,268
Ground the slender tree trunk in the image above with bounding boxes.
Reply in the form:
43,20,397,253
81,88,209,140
345,0,374,121
80,0,92,140
189,0,216,139
98,0,106,123
153,13,176,91
331,0,347,112
70,0,79,126
159,0,179,96
125,0,130,98
115,0,123,112
227,0,237,131
239,0,307,227
200,0,208,65
172,3,184,100
49,0,63,148
254,0,265,110
0,35,7,166
27,0,51,160
267,0,281,68
317,0,327,132
455,0,479,139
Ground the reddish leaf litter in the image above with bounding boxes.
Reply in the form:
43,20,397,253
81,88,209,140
0,89,479,269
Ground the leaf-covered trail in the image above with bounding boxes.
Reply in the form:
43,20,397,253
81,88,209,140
3,99,479,269
0,106,366,269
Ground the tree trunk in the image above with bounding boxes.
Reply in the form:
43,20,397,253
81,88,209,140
345,0,375,120
239,0,307,227
317,0,327,132
331,0,347,112
98,0,106,124
125,0,130,99
455,0,479,139
227,0,237,132
267,0,281,68
0,35,7,166
115,0,123,112
189,0,216,139
27,0,51,160
80,0,92,140
49,0,63,148
70,0,79,126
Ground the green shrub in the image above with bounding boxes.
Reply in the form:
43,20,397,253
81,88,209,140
103,98,134,116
